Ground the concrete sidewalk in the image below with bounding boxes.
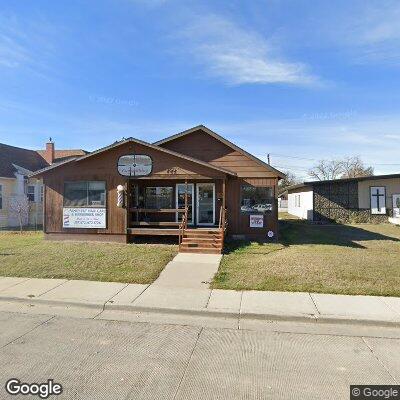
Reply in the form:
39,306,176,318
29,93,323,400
1,275,400,326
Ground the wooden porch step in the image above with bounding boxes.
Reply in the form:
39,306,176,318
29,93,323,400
131,222,180,226
182,237,222,243
179,247,222,254
184,230,222,236
185,229,220,233
180,242,222,249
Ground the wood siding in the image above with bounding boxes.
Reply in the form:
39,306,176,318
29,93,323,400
42,141,226,235
226,177,278,238
158,129,276,178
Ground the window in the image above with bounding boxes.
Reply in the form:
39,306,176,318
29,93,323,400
240,186,273,214
40,186,44,203
295,194,301,207
64,181,106,207
370,186,386,215
27,185,35,202
145,187,173,209
0,185,2,209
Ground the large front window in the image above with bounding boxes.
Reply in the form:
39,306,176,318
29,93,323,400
240,186,274,213
145,187,173,209
64,181,106,207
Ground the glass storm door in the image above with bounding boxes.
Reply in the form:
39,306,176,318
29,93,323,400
176,184,194,224
196,183,215,225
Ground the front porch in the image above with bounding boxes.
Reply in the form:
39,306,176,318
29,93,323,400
125,179,227,253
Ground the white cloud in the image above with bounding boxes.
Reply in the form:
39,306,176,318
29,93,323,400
178,14,318,86
0,30,30,68
337,1,400,64
0,13,57,71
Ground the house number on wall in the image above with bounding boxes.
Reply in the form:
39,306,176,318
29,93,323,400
167,168,178,175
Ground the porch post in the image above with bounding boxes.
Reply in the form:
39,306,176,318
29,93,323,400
222,178,226,210
184,179,188,210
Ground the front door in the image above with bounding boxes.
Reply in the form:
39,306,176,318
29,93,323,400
196,183,215,226
393,194,400,218
176,184,194,224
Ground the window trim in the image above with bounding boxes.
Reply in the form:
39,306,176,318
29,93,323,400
40,185,44,203
63,181,107,208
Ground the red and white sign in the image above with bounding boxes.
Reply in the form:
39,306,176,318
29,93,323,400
249,214,264,228
63,208,106,229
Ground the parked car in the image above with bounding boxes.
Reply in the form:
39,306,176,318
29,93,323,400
253,204,272,212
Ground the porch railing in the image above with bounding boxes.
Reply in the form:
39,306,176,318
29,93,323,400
218,206,228,245
129,208,186,226
178,207,189,248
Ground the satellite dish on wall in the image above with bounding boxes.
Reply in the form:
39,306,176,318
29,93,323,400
118,154,153,177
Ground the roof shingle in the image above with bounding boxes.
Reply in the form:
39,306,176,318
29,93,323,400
0,143,49,178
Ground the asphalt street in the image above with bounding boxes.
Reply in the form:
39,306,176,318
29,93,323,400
0,309,399,400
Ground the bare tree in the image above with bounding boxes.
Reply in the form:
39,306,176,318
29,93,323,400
278,171,300,194
308,159,344,181
340,156,374,178
308,156,374,181
9,196,30,233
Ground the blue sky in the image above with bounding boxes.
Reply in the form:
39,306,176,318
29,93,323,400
1,0,400,179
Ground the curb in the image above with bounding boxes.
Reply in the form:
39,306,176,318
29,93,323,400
1,295,400,328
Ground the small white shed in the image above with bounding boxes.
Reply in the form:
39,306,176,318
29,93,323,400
287,184,314,220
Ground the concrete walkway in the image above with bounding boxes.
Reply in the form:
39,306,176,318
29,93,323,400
132,253,222,310
1,274,400,327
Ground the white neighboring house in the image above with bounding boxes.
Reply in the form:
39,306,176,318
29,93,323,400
287,184,314,220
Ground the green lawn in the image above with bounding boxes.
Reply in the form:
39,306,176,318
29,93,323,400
213,220,400,297
0,232,177,284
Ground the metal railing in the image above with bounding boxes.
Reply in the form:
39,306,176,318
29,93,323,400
178,207,189,249
218,206,228,247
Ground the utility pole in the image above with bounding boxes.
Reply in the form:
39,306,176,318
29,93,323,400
267,153,271,165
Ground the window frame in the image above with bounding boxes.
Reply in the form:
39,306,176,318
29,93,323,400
27,185,36,202
240,185,274,214
63,181,107,208
144,186,174,209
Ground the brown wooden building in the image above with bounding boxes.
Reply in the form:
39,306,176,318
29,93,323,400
31,126,284,253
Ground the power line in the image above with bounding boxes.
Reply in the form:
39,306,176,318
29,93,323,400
269,153,400,166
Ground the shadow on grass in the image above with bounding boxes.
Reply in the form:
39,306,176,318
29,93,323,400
279,219,400,249
224,219,400,254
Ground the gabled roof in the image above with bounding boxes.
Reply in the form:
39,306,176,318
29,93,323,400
0,143,49,178
154,125,285,179
30,137,237,177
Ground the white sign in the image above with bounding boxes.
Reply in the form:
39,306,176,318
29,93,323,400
118,154,152,177
63,208,106,229
267,230,274,238
250,214,264,228
393,194,400,218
